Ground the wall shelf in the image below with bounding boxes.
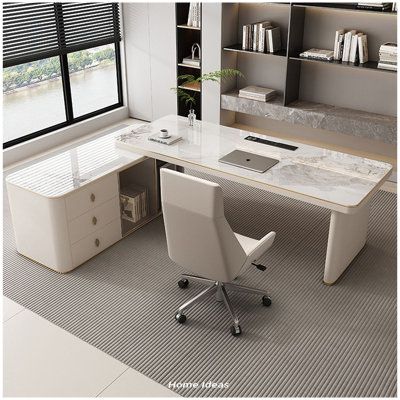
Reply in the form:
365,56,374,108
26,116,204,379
290,56,397,74
177,62,201,70
177,24,201,30
178,81,201,92
223,44,287,58
221,91,396,144
293,3,397,15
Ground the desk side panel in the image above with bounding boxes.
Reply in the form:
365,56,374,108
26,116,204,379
6,183,73,272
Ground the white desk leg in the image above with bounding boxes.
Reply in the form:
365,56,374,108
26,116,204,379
324,201,371,285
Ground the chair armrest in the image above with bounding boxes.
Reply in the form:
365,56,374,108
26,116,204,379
247,231,276,263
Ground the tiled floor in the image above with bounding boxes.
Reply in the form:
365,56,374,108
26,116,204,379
3,296,179,397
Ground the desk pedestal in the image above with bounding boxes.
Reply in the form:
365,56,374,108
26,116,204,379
324,201,371,285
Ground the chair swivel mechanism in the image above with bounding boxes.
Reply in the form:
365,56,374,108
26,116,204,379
160,169,276,336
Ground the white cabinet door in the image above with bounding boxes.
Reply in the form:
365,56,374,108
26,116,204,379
148,3,177,120
123,3,153,121
123,3,177,121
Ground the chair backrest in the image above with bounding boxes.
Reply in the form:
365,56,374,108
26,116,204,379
160,169,246,282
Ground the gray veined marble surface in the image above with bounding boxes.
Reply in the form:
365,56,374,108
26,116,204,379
115,115,393,212
221,91,396,144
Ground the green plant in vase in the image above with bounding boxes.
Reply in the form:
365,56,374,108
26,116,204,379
172,68,244,126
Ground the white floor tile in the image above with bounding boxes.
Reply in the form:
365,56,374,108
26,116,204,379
3,296,24,322
3,308,128,397
98,367,179,398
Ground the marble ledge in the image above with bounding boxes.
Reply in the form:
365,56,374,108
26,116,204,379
221,91,396,145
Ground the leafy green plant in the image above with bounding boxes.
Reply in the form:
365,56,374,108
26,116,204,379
172,68,243,110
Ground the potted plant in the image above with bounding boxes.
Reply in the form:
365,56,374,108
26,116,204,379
172,68,243,126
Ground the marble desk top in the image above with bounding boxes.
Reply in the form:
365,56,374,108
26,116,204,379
6,128,146,198
115,115,392,213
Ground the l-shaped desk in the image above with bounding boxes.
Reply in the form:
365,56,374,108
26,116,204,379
116,115,392,285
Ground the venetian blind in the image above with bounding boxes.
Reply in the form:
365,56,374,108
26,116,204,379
3,2,121,68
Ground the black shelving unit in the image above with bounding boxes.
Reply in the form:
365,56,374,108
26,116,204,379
175,3,202,120
223,3,396,107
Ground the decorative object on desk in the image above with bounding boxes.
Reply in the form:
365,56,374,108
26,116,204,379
120,184,148,224
357,2,393,11
148,133,183,145
159,129,170,139
172,68,243,125
187,2,201,28
182,43,201,67
188,109,196,126
241,21,281,53
239,85,277,102
300,48,334,61
378,42,397,71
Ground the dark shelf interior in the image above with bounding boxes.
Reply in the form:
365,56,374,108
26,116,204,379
176,2,202,120
290,56,397,73
223,44,287,58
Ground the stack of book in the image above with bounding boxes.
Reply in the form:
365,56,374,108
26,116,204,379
299,49,334,61
242,21,281,53
120,184,148,224
333,29,368,63
187,3,201,28
357,2,393,11
378,42,397,71
238,86,277,102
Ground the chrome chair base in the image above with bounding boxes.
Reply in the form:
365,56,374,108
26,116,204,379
175,274,272,337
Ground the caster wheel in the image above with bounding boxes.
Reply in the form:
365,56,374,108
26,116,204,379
262,295,272,307
178,279,189,289
230,325,242,337
175,313,187,324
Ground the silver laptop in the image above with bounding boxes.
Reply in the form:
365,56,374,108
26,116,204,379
219,150,279,173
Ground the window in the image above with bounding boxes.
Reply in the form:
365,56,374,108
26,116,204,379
2,2,122,149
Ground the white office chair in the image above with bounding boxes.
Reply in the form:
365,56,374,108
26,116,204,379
160,169,276,336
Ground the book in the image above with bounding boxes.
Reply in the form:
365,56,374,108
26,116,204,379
256,21,272,52
358,34,369,63
242,25,251,50
267,27,281,53
380,42,397,54
342,30,356,62
350,32,363,63
187,3,201,28
378,62,397,70
300,48,334,60
239,85,277,101
148,133,183,145
182,57,200,67
252,23,259,51
333,29,345,60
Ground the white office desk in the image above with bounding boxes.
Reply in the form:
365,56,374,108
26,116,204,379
115,115,393,284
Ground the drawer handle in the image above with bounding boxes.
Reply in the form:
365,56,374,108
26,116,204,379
95,238,100,247
90,193,96,202
92,216,97,225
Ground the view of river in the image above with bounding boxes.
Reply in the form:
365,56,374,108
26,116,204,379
3,64,118,144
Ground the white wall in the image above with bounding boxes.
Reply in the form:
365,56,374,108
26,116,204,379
201,3,222,124
123,3,177,121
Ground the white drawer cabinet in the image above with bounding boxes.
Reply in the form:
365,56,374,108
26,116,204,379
6,130,149,273
66,173,118,220
68,196,120,244
71,219,122,267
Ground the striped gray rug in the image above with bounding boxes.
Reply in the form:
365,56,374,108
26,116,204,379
3,170,397,397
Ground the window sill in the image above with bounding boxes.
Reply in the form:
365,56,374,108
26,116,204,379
3,106,129,168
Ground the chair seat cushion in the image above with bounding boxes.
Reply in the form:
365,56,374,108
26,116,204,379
234,233,259,256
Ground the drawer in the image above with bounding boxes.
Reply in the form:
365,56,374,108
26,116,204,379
66,173,118,220
68,196,120,244
71,218,121,267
